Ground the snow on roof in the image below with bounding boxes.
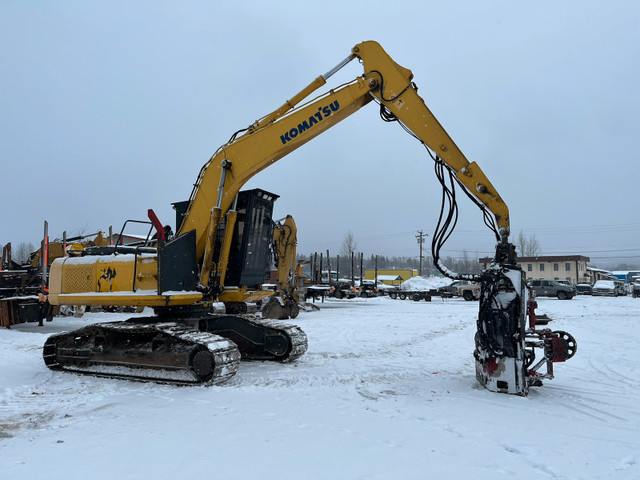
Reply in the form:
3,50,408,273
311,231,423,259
399,276,453,291
376,274,403,281
587,266,611,274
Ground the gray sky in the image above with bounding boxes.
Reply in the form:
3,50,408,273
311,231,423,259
2,1,639,267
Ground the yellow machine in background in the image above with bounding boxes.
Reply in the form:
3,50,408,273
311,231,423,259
44,41,575,394
261,215,303,319
1,231,110,325
29,232,109,268
1,231,109,298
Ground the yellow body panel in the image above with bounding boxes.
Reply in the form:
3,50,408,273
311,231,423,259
217,286,274,304
48,255,202,307
50,291,203,307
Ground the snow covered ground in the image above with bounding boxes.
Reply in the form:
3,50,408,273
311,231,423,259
1,294,639,479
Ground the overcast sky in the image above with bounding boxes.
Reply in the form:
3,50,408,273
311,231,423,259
1,1,639,267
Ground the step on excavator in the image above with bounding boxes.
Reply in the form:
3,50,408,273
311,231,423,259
43,41,575,395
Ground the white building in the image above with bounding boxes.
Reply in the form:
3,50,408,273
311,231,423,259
479,255,591,284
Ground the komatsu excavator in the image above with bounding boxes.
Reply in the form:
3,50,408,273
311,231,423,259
43,41,575,395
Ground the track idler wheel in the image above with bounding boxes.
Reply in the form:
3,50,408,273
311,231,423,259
191,349,215,379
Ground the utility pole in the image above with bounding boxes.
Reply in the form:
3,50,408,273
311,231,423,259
416,230,427,276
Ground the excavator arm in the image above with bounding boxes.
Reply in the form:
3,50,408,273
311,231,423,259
271,215,298,297
353,42,510,237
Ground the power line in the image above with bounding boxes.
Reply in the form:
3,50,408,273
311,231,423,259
445,222,640,235
358,230,416,240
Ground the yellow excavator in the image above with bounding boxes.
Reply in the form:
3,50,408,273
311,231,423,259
43,41,575,395
261,215,304,320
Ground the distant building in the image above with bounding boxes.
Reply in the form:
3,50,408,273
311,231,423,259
375,274,404,285
479,255,591,284
365,269,418,285
611,270,640,283
587,266,615,283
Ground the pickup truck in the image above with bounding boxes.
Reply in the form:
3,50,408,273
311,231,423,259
437,280,480,301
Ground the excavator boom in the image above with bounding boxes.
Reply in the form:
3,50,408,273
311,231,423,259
180,41,510,264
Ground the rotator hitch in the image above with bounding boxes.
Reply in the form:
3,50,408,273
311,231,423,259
474,238,577,395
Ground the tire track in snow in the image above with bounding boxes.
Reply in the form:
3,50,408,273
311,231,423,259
587,355,638,391
538,384,635,424
228,301,479,391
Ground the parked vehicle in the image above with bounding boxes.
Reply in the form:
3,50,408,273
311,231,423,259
528,279,576,300
329,280,357,299
592,280,618,296
613,280,627,296
632,281,640,298
436,280,480,301
576,283,593,295
355,280,379,298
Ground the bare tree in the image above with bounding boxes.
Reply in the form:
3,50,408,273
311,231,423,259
341,230,358,259
13,241,37,264
72,222,91,238
516,230,540,257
